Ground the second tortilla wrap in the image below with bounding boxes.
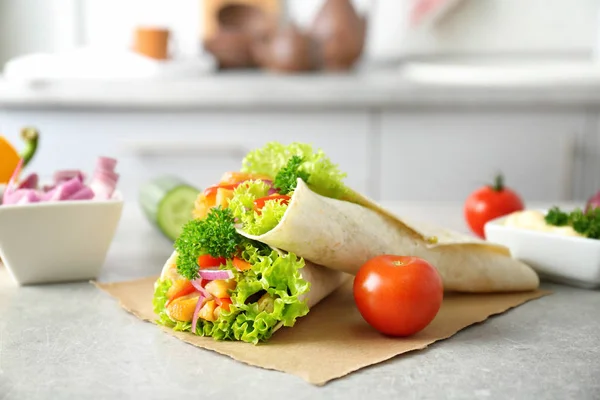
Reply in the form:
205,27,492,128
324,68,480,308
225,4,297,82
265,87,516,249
239,179,539,293
159,249,349,336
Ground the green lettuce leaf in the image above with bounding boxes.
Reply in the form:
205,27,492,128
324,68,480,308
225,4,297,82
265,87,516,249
151,243,310,344
153,278,176,328
241,142,348,199
229,180,288,236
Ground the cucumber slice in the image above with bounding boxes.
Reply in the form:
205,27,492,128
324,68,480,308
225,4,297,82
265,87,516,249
139,176,200,241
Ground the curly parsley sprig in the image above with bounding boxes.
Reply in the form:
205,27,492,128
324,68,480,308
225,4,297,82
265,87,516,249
174,207,242,280
273,156,310,195
545,206,600,239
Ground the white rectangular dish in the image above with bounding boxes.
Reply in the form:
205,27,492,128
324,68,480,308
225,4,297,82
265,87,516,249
485,212,600,289
0,193,123,285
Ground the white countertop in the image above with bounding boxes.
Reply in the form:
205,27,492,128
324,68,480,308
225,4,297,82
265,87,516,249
1,201,598,399
4,64,600,111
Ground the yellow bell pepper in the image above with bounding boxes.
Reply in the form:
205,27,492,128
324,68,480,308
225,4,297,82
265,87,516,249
0,136,20,184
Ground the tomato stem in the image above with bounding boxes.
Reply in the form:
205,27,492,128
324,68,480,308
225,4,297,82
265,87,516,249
491,174,504,192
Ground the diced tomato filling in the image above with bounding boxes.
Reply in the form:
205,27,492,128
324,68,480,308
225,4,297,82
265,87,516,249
232,257,252,271
197,254,227,269
253,195,290,214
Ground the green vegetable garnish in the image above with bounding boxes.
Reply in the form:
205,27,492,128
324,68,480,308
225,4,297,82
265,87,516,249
174,207,241,280
273,155,310,195
545,206,600,239
241,142,348,199
229,180,289,236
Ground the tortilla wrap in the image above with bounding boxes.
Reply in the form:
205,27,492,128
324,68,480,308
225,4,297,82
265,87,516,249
160,250,349,311
239,179,539,293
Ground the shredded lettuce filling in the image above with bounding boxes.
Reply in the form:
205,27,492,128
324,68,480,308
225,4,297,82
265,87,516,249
229,180,288,236
241,142,348,200
152,242,310,344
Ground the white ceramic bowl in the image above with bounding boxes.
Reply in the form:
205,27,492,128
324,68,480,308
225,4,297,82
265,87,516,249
485,211,600,289
0,193,123,285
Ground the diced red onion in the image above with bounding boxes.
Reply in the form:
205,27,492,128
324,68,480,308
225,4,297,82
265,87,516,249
54,170,85,184
59,178,84,199
2,190,23,205
191,294,207,334
1,156,119,207
18,173,39,190
586,190,600,212
89,170,118,200
41,187,57,201
16,190,41,204
92,169,119,184
96,156,117,172
41,178,84,202
69,187,95,200
198,269,234,281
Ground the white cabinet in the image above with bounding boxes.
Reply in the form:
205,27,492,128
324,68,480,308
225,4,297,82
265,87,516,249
0,110,371,201
378,112,586,202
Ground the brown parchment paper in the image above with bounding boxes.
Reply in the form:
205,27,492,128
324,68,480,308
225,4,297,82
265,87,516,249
95,276,549,386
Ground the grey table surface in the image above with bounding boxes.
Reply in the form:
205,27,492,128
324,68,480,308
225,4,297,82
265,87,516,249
1,202,599,400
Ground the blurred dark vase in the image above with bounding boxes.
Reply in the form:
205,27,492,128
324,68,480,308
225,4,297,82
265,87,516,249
310,0,367,71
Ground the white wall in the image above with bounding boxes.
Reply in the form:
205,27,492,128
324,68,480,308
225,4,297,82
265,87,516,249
2,0,600,63
80,0,201,56
405,0,600,56
75,0,600,58
0,0,79,65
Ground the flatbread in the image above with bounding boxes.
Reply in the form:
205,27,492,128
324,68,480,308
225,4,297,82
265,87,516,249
240,179,539,293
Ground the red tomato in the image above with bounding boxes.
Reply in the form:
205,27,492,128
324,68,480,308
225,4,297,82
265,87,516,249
197,254,227,269
253,195,290,213
216,297,232,311
353,255,443,337
464,175,524,238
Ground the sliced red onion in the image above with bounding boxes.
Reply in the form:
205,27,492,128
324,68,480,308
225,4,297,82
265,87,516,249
191,279,211,298
18,173,39,190
191,294,207,334
267,187,279,195
198,269,234,281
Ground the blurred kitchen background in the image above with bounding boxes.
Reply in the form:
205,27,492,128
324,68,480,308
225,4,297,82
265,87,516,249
1,0,600,204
